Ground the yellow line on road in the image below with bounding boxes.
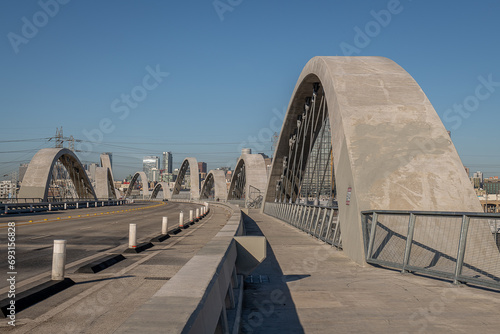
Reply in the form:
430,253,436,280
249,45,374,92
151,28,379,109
0,202,166,228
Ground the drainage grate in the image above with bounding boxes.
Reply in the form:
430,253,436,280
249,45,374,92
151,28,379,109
245,275,269,284
144,277,171,280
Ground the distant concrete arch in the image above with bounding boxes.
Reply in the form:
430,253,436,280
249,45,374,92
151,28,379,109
172,157,200,200
264,56,482,264
228,154,267,204
200,170,227,201
95,167,117,199
151,182,172,200
19,148,96,201
125,171,148,198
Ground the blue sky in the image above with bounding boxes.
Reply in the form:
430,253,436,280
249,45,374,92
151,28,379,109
1,0,499,180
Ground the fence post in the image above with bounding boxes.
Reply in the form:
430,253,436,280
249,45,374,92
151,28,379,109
453,215,470,285
402,213,416,273
366,212,378,261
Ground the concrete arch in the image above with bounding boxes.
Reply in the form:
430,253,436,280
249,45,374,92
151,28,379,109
228,154,267,202
95,167,117,199
100,153,114,183
125,171,149,198
200,170,227,201
19,148,96,201
151,182,172,200
264,56,481,264
172,157,200,200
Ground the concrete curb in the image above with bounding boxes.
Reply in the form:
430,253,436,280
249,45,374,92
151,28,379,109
0,278,74,318
75,254,126,274
123,242,154,253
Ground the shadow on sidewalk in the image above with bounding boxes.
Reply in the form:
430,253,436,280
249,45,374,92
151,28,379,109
240,212,305,334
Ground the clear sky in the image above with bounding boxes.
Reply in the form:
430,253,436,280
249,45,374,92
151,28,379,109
1,0,499,180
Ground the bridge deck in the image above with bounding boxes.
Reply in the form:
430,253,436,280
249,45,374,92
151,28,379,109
242,209,500,333
0,204,229,333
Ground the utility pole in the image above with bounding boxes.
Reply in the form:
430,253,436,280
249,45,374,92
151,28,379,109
68,135,75,152
55,127,63,148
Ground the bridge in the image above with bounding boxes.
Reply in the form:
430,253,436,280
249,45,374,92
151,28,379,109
2,56,500,333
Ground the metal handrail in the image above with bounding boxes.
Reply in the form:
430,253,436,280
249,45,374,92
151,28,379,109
361,210,500,290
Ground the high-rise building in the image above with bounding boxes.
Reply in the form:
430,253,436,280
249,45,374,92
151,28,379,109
143,156,160,180
198,162,207,174
162,152,173,174
473,171,484,183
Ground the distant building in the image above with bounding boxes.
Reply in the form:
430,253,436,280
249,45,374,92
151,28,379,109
0,181,15,198
484,177,500,194
198,162,207,174
473,171,484,183
471,177,482,189
151,168,160,182
162,152,173,173
143,156,160,181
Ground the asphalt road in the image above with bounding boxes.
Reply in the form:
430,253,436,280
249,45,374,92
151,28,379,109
0,201,232,333
0,201,203,291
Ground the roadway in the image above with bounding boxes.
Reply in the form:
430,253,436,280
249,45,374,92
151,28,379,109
0,201,234,332
0,201,203,291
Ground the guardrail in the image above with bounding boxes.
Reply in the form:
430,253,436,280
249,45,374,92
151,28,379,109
2,199,129,214
263,202,341,248
361,210,500,290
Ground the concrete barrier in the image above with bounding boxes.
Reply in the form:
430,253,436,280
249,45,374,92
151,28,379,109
117,201,264,333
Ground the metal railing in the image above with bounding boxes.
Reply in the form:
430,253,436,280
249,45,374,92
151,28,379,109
361,210,500,290
2,199,128,214
264,202,341,248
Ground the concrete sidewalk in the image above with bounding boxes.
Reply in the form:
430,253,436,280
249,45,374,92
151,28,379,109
241,210,500,333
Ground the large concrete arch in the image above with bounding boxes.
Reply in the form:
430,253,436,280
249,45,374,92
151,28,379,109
264,56,482,265
172,157,200,200
125,171,149,198
100,153,114,183
228,154,267,202
200,170,227,201
151,182,172,200
19,148,96,201
95,167,117,199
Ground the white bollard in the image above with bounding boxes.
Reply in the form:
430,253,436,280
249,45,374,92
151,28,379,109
102,201,104,207
196,208,200,219
129,224,137,248
189,210,194,223
48,203,52,211
95,202,97,207
87,202,89,208
162,217,168,235
64,203,67,210
52,240,67,280
179,211,184,228
76,203,79,209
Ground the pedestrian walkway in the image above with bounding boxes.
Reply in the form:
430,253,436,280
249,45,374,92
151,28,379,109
241,209,500,333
